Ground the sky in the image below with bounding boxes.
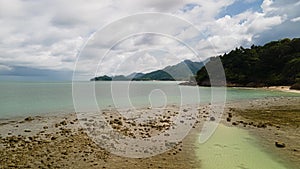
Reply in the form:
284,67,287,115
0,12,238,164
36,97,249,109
0,0,299,81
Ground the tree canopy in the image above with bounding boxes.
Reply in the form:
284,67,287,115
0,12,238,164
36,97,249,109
196,38,300,88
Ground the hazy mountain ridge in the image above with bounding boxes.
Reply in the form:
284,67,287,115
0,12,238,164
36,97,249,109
90,59,205,81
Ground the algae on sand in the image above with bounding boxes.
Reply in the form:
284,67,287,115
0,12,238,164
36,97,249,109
196,124,289,169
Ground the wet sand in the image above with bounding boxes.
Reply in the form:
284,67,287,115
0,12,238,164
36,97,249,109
0,96,299,168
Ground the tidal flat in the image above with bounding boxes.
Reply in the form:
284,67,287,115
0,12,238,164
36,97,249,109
0,97,299,169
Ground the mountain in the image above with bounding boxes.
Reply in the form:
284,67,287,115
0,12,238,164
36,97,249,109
196,38,300,89
90,59,205,81
133,59,205,81
112,75,128,81
126,72,145,79
162,60,205,80
90,75,112,81
133,70,175,81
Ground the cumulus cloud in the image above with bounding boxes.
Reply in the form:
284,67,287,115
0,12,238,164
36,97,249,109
0,0,299,80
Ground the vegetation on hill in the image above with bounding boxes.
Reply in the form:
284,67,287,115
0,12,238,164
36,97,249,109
90,59,204,81
90,75,112,81
132,70,175,81
196,38,300,89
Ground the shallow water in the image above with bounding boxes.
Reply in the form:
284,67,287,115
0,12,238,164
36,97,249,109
0,81,299,118
197,124,289,169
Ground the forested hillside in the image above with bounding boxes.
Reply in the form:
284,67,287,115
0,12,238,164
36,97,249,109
196,38,300,89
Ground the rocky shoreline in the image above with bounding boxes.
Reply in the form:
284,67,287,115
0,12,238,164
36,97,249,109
0,105,203,169
1,96,299,168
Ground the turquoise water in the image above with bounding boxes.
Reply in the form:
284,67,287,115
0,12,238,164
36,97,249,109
197,124,290,169
0,81,299,118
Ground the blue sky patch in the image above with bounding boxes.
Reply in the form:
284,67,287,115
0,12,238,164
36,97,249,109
181,3,200,13
217,0,263,18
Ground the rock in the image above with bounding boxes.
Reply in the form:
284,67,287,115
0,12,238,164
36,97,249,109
226,117,231,122
24,129,31,132
61,150,68,155
113,119,122,125
24,117,34,121
257,122,267,128
179,81,197,86
8,136,19,143
232,122,239,126
60,120,67,125
210,117,215,121
275,142,285,148
43,126,48,129
290,83,300,90
228,113,233,118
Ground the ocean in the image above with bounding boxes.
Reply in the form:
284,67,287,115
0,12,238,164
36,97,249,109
0,81,298,119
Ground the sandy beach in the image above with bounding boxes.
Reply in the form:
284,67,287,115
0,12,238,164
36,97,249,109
263,86,300,94
0,96,299,169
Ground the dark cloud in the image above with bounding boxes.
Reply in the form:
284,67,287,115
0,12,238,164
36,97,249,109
0,66,73,81
253,20,300,45
51,15,84,28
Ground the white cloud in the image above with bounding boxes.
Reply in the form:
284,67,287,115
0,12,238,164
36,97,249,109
261,0,276,13
291,16,300,22
0,0,299,80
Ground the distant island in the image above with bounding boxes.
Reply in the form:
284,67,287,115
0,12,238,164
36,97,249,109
196,38,300,90
90,59,205,81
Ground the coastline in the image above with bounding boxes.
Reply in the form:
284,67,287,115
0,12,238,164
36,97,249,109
262,86,300,94
1,97,299,168
179,80,300,94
